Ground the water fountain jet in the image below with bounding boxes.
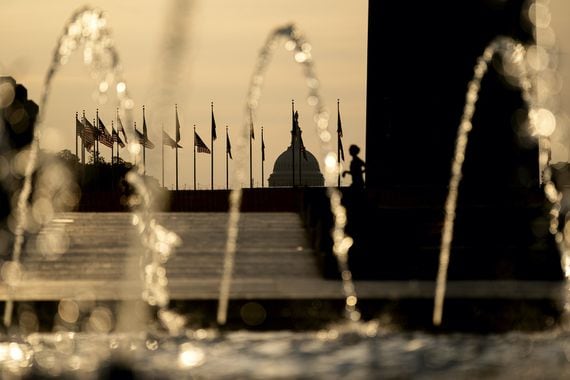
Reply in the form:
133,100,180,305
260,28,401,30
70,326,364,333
433,36,563,325
217,23,361,326
2,6,182,336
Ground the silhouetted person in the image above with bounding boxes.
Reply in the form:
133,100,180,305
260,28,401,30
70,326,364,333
342,144,365,189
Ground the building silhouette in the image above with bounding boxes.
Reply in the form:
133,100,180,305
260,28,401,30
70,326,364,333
268,144,324,187
268,113,324,187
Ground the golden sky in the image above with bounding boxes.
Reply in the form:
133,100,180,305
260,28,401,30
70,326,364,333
546,0,570,163
0,0,368,188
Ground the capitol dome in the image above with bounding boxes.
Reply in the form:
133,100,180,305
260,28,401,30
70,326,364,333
268,144,324,187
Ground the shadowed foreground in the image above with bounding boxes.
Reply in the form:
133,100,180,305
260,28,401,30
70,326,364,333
0,212,565,332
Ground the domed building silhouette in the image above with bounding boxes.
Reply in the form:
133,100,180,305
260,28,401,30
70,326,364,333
268,110,324,187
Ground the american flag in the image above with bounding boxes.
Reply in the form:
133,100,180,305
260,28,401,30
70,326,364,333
82,116,96,151
163,130,181,148
175,105,181,143
135,127,155,149
194,131,211,154
98,117,114,148
249,108,255,140
226,130,232,159
117,111,128,144
112,127,125,148
211,105,217,141
261,127,265,162
76,113,83,137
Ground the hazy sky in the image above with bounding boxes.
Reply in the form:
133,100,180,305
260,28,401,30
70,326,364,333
1,0,368,189
546,0,570,163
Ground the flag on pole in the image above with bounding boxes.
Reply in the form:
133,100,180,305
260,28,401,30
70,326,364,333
98,116,114,148
261,129,265,162
226,131,233,159
76,114,84,137
82,116,96,151
175,105,181,143
211,104,217,141
249,108,255,140
112,127,125,148
117,111,128,143
138,106,155,149
135,126,155,148
293,110,299,137
194,131,211,154
337,100,345,161
143,106,149,142
337,105,343,139
163,130,182,148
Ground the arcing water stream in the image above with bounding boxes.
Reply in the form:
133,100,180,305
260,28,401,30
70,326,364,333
217,23,360,325
433,34,566,326
2,7,182,333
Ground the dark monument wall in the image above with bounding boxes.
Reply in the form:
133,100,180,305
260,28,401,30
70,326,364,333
336,0,565,281
366,0,535,192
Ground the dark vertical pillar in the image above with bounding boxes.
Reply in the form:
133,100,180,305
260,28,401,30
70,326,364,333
353,1,563,281
366,0,534,191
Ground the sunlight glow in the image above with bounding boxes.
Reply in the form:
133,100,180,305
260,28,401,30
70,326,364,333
178,344,205,368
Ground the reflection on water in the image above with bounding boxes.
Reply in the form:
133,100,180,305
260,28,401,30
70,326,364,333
4,323,570,379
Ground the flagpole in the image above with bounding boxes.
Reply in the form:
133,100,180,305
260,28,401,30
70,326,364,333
117,138,120,162
111,120,114,167
291,100,295,187
142,106,146,175
175,104,179,191
299,130,302,186
211,102,214,191
193,125,197,190
82,110,86,165
133,121,137,166
338,99,341,188
249,110,253,188
109,120,114,191
261,126,264,188
162,126,165,188
75,112,78,160
117,107,121,164
94,117,99,165
226,126,229,190
95,109,98,165
95,110,99,164
175,142,179,191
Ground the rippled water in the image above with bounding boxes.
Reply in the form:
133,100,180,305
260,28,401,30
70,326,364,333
3,322,570,379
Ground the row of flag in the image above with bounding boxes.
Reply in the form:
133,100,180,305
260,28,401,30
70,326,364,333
73,100,347,188
74,106,231,159
74,104,263,189
75,110,127,152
